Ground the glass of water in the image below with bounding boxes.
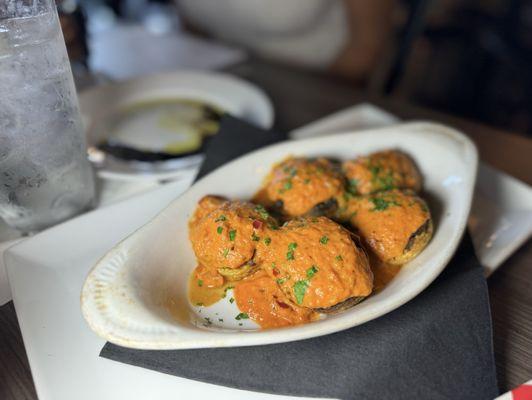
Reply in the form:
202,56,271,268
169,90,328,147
0,0,95,233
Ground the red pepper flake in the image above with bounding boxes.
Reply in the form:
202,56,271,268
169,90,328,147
272,267,280,276
277,301,289,309
252,220,263,229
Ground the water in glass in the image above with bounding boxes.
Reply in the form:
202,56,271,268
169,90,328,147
0,1,95,233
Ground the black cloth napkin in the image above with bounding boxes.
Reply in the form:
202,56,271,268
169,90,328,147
101,115,498,399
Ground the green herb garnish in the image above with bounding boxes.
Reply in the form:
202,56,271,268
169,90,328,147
320,236,329,244
229,229,237,241
276,277,287,284
264,237,271,246
223,248,229,258
235,312,249,320
293,280,309,305
347,178,359,194
215,215,227,222
229,297,235,304
279,180,293,193
335,255,343,261
251,233,260,241
306,265,319,278
371,197,393,211
217,226,223,234
286,242,297,261
197,280,203,287
254,204,270,219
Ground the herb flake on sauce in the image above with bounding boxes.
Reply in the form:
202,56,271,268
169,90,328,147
235,312,249,320
293,280,309,304
306,265,319,278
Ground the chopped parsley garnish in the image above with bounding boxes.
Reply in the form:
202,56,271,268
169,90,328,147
279,179,293,193
320,236,329,244
217,226,223,234
251,233,260,241
218,318,224,322
284,167,297,177
215,215,227,222
369,165,381,176
229,297,235,304
276,277,287,284
293,280,309,305
347,178,359,194
223,248,229,258
370,197,399,211
229,229,237,241
254,204,270,219
286,242,297,261
371,197,389,211
235,312,249,320
369,164,395,191
204,317,212,325
335,255,343,261
378,174,395,191
264,237,271,245
197,280,203,287
306,265,319,278
268,223,280,230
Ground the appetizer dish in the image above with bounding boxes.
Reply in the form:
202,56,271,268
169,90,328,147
81,123,477,349
188,150,433,329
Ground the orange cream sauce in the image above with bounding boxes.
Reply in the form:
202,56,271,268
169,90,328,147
342,150,421,195
371,259,402,292
255,217,373,309
188,265,230,307
339,189,430,264
253,157,344,217
234,270,317,328
187,260,402,328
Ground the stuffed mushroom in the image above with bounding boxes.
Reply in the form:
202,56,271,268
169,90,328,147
340,189,433,265
256,216,373,311
254,157,344,218
342,150,422,195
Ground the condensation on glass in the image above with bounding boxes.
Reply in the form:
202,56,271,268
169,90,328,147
0,0,95,232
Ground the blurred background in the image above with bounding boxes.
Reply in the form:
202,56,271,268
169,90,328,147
59,0,532,136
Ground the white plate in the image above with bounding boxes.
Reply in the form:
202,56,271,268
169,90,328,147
79,70,274,182
80,122,478,350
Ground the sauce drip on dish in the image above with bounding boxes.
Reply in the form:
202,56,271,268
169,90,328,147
185,150,433,329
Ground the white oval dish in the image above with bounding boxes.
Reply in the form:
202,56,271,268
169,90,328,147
79,70,274,182
81,122,478,350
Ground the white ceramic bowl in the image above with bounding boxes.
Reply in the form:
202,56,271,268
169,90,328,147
79,70,274,182
81,122,478,349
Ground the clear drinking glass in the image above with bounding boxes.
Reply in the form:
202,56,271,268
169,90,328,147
0,0,95,233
